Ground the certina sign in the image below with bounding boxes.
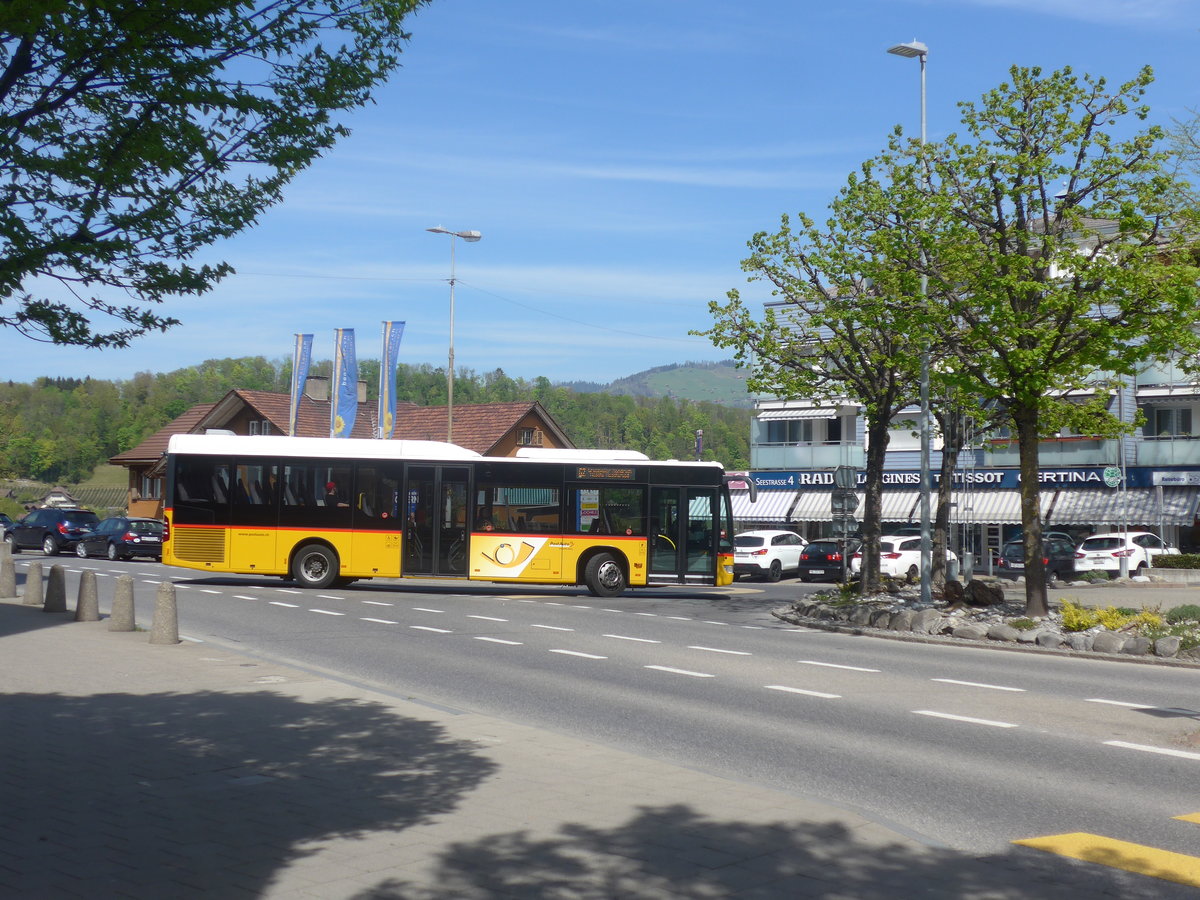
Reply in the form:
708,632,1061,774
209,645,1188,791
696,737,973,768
746,467,1186,491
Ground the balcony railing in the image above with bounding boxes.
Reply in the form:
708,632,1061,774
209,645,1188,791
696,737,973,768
750,442,865,470
1136,435,1200,466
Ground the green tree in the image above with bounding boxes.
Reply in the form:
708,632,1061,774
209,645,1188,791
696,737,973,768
0,0,427,347
917,65,1200,616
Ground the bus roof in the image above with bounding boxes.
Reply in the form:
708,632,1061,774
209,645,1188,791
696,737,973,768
167,433,482,461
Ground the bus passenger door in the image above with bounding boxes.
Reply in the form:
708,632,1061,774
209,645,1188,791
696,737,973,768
404,465,469,577
648,486,717,584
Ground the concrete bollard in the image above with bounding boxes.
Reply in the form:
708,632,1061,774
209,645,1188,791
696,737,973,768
22,561,44,607
75,570,100,622
0,553,16,599
43,564,67,613
149,582,180,645
109,574,135,632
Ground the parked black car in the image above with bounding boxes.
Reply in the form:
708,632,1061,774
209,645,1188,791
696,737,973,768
797,539,861,582
5,507,101,555
75,517,165,561
997,535,1078,584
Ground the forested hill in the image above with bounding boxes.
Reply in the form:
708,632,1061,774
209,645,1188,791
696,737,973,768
558,360,751,408
0,357,751,484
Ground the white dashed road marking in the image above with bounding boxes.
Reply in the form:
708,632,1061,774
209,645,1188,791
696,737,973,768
410,625,451,634
688,646,751,656
468,615,508,622
474,636,522,645
362,600,393,607
933,678,1025,692
531,624,573,632
1103,741,1200,761
233,595,257,601
269,601,299,608
1087,698,1151,709
361,617,398,625
913,710,1017,728
765,685,841,699
549,649,607,659
604,634,661,644
645,665,714,678
797,660,880,673
413,607,444,614
310,609,344,616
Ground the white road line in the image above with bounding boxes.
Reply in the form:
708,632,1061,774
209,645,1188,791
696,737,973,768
933,678,1026,693
317,594,343,600
412,607,444,613
106,570,125,574
474,636,522,645
181,635,205,643
572,605,592,609
544,602,565,606
797,660,881,673
410,625,451,633
634,612,658,617
601,608,623,613
703,621,728,626
200,589,221,594
740,625,764,630
276,588,302,594
361,617,398,625
1103,741,1200,761
233,595,258,601
665,616,692,621
310,608,344,616
765,685,841,699
94,573,109,577
689,646,751,656
362,600,393,607
1086,698,1151,709
141,580,161,585
269,601,299,608
531,624,574,632
913,710,1017,729
550,649,607,659
468,615,508,622
645,665,714,678
603,634,661,644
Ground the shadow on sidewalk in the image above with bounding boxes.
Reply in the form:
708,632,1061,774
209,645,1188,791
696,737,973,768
1,688,496,896
354,804,1184,900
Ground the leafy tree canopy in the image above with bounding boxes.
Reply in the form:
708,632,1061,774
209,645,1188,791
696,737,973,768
0,0,426,347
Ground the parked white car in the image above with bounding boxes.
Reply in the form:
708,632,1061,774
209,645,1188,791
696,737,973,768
1073,531,1180,577
850,535,958,583
733,530,807,582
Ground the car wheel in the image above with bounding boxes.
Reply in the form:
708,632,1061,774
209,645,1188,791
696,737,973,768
1134,562,1146,576
1046,567,1059,586
76,542,89,559
584,552,626,597
766,560,782,582
107,543,121,561
5,533,19,554
291,543,340,589
42,535,59,556
905,564,919,584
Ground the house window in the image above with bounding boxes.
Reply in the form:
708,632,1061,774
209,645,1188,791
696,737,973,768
249,420,272,436
140,475,162,500
1153,407,1192,437
766,420,814,444
517,428,542,446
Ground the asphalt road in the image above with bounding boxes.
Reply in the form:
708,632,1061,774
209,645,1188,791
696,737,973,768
21,554,1200,878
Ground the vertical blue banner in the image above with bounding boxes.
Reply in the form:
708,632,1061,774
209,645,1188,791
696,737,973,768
378,320,405,439
289,334,313,437
330,328,357,438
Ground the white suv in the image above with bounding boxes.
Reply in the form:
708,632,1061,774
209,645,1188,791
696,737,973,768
851,535,958,583
1073,531,1179,577
733,530,807,582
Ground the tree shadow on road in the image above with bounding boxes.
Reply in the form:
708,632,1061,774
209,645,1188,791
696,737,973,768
0,687,495,896
353,803,1188,900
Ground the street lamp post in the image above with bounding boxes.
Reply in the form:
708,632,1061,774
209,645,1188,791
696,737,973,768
426,226,482,444
887,39,932,605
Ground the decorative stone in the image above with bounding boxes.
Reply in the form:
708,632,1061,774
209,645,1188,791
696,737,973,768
963,581,1004,606
1036,631,1065,648
22,561,43,607
889,609,915,631
952,624,988,640
43,565,67,613
987,624,1021,642
1180,645,1200,662
848,605,873,626
1016,629,1041,644
1154,636,1181,658
1091,631,1126,654
1066,633,1094,652
869,608,893,628
75,570,100,622
911,609,943,634
942,580,964,604
1122,636,1152,655
149,582,180,645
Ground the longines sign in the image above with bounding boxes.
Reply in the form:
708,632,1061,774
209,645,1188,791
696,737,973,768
747,466,1185,491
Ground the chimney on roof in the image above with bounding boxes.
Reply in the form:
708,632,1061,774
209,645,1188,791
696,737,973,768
305,375,330,401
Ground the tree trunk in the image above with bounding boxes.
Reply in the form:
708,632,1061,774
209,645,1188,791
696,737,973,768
932,442,958,589
859,416,892,594
1014,402,1048,617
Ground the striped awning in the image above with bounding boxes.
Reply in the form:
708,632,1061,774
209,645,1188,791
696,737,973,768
756,408,839,420
731,490,803,521
1044,487,1200,527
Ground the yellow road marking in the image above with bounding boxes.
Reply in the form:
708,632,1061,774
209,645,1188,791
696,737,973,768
1014,833,1200,888
1174,812,1200,825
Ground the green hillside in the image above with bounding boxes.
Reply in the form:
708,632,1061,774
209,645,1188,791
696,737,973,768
605,361,751,408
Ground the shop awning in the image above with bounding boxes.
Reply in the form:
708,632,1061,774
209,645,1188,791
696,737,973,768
731,490,802,521
1044,487,1200,527
756,408,839,420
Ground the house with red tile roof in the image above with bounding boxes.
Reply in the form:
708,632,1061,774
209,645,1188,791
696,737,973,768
110,377,573,518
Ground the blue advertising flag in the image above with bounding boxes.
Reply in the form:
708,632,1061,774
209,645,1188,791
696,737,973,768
289,334,313,437
378,321,405,439
331,328,358,438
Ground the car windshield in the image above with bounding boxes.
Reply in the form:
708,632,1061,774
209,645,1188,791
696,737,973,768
1002,542,1024,559
805,542,838,554
68,512,100,526
734,536,765,548
1082,537,1123,551
128,521,163,534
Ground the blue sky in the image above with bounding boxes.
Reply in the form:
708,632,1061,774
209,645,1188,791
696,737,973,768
7,0,1199,385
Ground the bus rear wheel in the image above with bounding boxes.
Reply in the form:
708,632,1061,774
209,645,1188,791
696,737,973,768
584,552,626,597
292,544,339,589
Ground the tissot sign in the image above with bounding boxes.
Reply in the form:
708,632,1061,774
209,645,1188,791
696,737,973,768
746,467,1191,491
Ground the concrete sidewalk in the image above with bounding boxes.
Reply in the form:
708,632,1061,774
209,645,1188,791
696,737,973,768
0,596,1185,899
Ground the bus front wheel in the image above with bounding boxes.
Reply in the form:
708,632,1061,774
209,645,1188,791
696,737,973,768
584,552,626,598
292,544,339,589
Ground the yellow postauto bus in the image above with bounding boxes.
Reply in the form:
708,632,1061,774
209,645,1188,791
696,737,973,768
163,434,737,596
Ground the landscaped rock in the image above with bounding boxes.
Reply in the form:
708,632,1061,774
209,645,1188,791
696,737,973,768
1036,631,1066,648
889,609,915,631
1122,636,1152,655
952,624,988,640
964,581,1004,606
1091,631,1126,654
1155,636,1181,658
1016,629,1041,644
987,624,1021,642
848,605,874,626
869,608,894,628
1180,645,1200,662
911,609,943,634
1066,633,1094,652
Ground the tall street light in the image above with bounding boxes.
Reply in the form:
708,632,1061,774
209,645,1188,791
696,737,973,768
887,38,932,605
426,226,482,443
